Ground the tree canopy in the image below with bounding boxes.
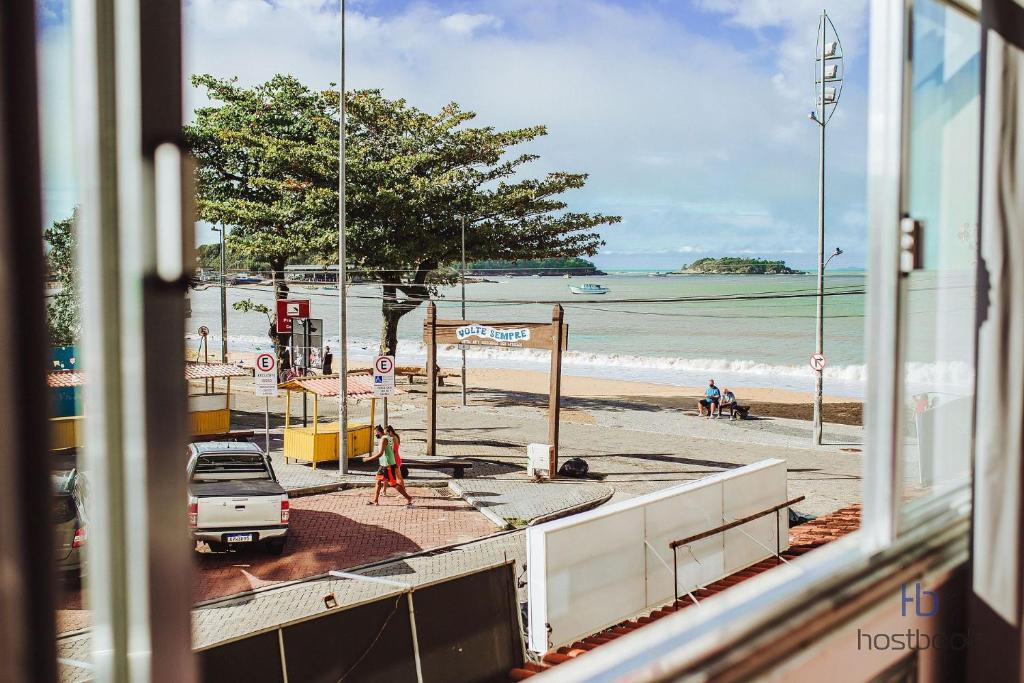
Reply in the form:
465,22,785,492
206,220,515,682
45,212,79,346
186,74,620,354
681,257,800,275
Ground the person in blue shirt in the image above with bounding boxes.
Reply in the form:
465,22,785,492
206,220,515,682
697,379,722,418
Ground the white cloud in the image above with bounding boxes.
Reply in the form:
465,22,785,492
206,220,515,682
27,0,866,267
439,13,503,35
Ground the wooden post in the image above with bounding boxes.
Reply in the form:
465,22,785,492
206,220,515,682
285,389,291,429
548,304,564,474
313,394,319,434
426,301,437,456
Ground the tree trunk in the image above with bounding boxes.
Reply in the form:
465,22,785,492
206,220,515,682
379,299,405,357
272,258,288,349
377,264,434,358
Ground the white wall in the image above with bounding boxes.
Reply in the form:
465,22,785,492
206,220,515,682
526,459,788,652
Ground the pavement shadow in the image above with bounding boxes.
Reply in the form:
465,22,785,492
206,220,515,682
191,507,427,605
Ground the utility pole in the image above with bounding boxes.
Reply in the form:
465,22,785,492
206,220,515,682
810,10,842,446
338,0,349,474
215,225,228,362
460,215,467,406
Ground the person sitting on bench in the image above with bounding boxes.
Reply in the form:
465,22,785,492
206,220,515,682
697,379,721,418
720,388,750,420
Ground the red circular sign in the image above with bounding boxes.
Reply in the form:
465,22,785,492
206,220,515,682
809,353,827,372
256,353,276,372
374,356,394,374
197,326,209,337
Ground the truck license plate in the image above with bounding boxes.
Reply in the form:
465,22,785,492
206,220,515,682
226,533,254,543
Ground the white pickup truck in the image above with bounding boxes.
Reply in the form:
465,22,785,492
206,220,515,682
186,441,289,555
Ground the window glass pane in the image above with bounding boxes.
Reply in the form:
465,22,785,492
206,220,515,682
900,0,980,510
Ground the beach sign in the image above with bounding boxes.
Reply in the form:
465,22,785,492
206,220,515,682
427,318,568,351
275,298,310,334
810,353,827,372
456,324,532,346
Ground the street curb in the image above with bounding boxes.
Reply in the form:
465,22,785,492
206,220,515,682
527,485,614,526
286,479,449,498
447,480,514,530
448,480,615,530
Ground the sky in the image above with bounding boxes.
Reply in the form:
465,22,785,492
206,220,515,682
37,0,869,270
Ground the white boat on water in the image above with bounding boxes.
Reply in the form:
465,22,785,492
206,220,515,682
568,283,609,295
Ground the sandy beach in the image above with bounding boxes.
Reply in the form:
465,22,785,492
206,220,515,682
206,349,864,427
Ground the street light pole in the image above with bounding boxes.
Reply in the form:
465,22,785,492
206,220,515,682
810,10,842,446
460,215,467,406
813,14,825,447
338,0,349,474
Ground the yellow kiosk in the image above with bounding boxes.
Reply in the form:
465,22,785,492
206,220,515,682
185,361,250,437
48,361,251,448
279,374,397,468
48,370,85,450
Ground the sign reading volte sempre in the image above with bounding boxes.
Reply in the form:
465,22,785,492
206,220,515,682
456,324,532,345
426,319,568,351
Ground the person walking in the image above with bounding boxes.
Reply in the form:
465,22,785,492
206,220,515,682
362,425,413,506
321,345,333,375
386,425,406,486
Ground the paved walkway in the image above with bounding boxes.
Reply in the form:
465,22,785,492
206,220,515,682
55,488,498,641
57,385,865,680
450,474,613,527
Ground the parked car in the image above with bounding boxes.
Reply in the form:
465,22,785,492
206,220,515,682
186,441,289,554
52,468,88,579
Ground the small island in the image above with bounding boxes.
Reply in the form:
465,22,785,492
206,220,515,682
679,257,802,275
468,257,606,277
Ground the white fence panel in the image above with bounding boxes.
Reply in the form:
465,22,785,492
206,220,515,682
527,459,789,652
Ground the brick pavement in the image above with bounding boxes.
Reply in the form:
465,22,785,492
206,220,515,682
55,487,498,638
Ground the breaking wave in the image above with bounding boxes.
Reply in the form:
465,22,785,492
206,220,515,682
187,333,973,399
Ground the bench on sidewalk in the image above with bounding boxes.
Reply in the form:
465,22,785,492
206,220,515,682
401,457,474,479
395,365,461,386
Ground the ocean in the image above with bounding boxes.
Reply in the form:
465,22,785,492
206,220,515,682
186,273,874,398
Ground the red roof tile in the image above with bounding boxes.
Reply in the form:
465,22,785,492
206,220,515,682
47,370,84,388
49,362,250,388
509,504,862,680
278,374,403,399
184,362,250,380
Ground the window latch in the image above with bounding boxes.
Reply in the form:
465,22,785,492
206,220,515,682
899,217,924,273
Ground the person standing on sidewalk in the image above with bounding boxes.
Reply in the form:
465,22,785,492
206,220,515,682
321,345,333,375
363,425,413,507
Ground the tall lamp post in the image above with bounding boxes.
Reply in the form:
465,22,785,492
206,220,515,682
808,9,844,446
338,0,349,474
460,215,467,406
212,226,228,362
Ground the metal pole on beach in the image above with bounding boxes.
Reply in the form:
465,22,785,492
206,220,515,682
338,0,349,474
461,215,467,406
810,10,841,446
813,10,826,446
216,225,228,362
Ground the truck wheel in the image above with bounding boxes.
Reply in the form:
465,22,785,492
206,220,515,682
265,539,286,556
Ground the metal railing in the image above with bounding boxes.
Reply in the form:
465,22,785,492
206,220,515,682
669,496,806,608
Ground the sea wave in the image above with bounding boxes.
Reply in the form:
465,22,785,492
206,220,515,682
188,333,974,398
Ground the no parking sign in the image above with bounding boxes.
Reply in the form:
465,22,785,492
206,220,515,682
373,355,396,397
255,353,278,397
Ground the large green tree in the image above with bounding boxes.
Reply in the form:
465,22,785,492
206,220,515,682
186,74,620,355
45,211,79,346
